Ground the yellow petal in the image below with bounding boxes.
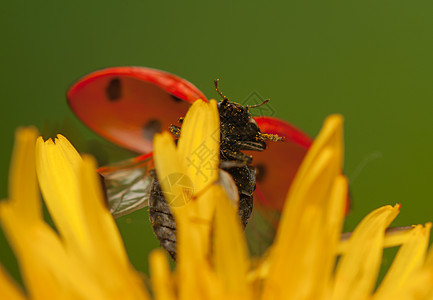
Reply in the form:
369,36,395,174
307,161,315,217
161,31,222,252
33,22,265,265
77,155,149,300
274,115,344,246
0,198,107,300
406,241,433,299
263,115,346,299
78,155,130,264
0,265,26,300
177,99,220,195
290,114,344,193
174,185,227,300
338,226,414,254
153,131,192,208
2,129,148,299
213,184,249,296
0,127,74,299
374,223,432,300
313,175,348,299
8,127,41,222
153,99,222,276
33,135,148,299
150,250,176,300
331,204,400,300
35,135,88,252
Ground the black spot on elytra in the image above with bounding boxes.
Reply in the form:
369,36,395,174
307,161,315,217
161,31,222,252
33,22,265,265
171,95,183,103
106,78,122,101
255,163,266,183
143,119,163,140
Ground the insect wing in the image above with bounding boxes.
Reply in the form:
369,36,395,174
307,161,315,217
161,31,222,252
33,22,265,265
218,169,240,208
251,116,313,211
98,153,155,218
67,67,207,153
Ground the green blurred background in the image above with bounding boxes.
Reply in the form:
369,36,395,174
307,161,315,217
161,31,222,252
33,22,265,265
1,0,433,284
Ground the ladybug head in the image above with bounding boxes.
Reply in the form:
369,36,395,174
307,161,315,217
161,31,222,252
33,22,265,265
217,98,267,152
213,79,283,159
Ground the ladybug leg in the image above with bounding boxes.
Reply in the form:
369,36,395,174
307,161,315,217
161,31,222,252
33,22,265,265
221,147,253,165
237,140,267,151
169,125,181,138
232,150,253,164
220,160,247,169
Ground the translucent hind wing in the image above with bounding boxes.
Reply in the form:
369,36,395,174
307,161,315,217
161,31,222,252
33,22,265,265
98,153,155,218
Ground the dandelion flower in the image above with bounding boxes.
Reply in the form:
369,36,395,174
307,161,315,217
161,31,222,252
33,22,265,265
152,101,433,299
1,100,433,300
0,128,148,300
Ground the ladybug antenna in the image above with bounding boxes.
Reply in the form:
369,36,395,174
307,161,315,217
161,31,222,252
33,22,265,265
214,79,229,101
247,99,270,110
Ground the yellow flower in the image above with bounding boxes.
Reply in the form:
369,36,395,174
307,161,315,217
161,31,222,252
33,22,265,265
0,128,149,300
152,100,433,299
1,99,433,300
154,99,220,207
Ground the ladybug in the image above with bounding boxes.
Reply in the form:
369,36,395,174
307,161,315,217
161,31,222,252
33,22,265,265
67,67,313,258
149,90,285,260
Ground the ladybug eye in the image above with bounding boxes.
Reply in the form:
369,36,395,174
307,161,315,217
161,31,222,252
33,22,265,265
248,118,259,131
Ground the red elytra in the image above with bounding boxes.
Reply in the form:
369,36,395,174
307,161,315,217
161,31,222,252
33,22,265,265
245,117,312,211
67,66,314,212
68,67,206,153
